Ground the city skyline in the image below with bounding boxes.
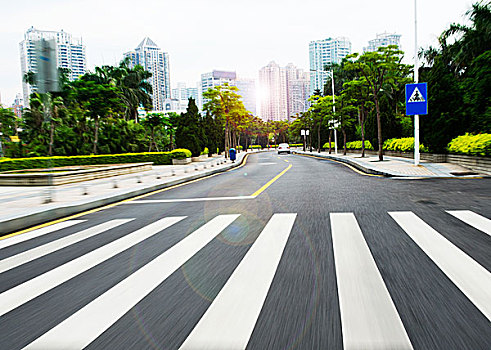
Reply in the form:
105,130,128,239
0,0,474,105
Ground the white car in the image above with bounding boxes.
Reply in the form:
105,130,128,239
277,143,290,154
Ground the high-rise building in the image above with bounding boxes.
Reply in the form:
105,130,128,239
200,70,257,114
11,94,24,119
124,37,170,111
200,70,237,107
19,26,86,106
259,61,287,122
309,37,351,95
364,32,401,52
258,61,308,122
172,82,199,102
235,78,256,115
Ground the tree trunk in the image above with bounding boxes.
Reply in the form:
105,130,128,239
328,129,332,154
342,127,347,155
48,120,55,156
317,121,321,152
169,132,174,150
93,116,99,154
374,95,383,161
224,120,229,158
360,106,366,158
149,129,154,152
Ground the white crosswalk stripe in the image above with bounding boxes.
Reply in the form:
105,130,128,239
1,209,489,349
0,216,186,317
23,214,239,350
331,213,413,350
0,219,133,274
390,211,491,321
0,220,85,250
179,213,296,350
446,210,491,236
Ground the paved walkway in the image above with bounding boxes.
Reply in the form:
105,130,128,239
0,151,253,234
293,149,482,178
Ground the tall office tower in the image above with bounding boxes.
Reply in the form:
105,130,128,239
124,37,170,111
19,26,86,106
172,82,199,101
364,32,401,52
259,61,288,122
235,78,256,115
200,70,237,107
309,37,351,95
169,82,200,113
258,62,308,122
288,71,310,121
11,94,24,118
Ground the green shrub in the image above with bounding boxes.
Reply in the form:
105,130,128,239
345,140,374,150
382,138,428,152
171,149,192,158
249,145,262,149
0,149,192,172
447,133,491,156
322,142,337,148
200,147,209,155
289,143,303,147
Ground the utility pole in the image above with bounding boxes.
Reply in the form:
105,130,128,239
414,0,420,166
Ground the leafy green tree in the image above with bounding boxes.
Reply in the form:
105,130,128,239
175,98,205,157
71,79,122,154
141,112,166,151
345,46,411,160
203,83,247,157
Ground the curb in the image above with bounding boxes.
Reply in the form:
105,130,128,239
0,152,253,235
292,151,490,179
292,151,392,177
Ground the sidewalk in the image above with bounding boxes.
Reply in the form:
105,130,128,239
0,150,255,235
293,149,487,178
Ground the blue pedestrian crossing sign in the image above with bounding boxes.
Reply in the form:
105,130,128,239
406,83,428,115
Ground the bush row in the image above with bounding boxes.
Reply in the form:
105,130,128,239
383,138,428,152
322,142,337,148
345,140,374,150
0,149,192,172
447,133,491,156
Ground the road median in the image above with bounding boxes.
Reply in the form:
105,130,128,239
0,151,259,236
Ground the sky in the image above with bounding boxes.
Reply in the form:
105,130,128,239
0,0,475,105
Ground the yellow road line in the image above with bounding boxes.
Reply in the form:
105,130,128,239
296,153,384,177
251,164,292,197
1,154,251,241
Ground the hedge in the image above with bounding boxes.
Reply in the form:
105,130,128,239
0,149,192,172
345,140,374,150
447,133,491,156
382,138,428,152
322,142,337,148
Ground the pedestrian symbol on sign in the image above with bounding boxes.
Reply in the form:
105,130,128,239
408,87,425,103
405,83,427,116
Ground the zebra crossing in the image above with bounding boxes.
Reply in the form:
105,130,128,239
0,209,489,349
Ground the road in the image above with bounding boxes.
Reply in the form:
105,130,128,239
1,151,490,349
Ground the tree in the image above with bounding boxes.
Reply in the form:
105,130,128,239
71,79,122,154
175,98,205,157
345,46,411,160
203,83,247,158
141,112,166,151
343,78,374,157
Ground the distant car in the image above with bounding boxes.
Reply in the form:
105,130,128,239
277,143,290,154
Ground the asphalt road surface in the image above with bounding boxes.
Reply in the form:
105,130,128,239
1,151,490,350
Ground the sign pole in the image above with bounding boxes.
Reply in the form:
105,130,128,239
414,0,420,166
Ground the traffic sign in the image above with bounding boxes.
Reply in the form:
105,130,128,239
406,83,428,115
